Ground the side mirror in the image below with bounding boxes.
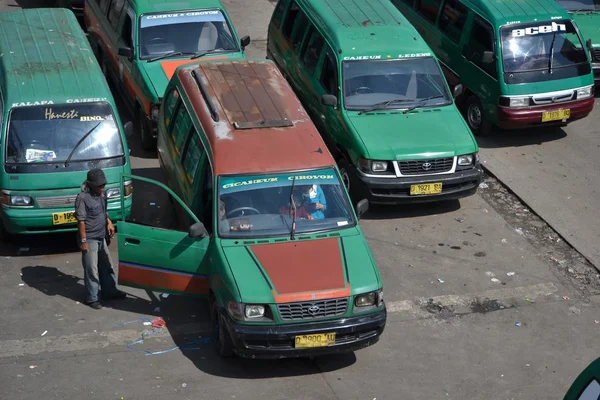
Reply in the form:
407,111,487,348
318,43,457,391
118,46,133,60
355,199,369,219
482,51,495,64
453,84,463,99
586,38,593,52
240,35,251,50
321,94,337,107
189,221,208,238
123,121,133,139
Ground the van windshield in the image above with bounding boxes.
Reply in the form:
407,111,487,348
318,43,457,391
218,168,355,238
5,103,124,167
139,9,238,60
556,0,600,11
500,20,590,84
342,57,451,111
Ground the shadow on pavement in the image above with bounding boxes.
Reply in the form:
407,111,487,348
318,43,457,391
21,265,356,378
475,126,567,149
361,199,461,220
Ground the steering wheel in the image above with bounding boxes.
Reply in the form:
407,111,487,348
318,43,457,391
226,207,260,218
349,86,374,95
27,140,44,149
146,37,168,46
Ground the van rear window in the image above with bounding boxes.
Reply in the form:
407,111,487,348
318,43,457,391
5,103,124,169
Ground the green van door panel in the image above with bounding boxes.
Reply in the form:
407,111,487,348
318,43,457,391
116,174,210,296
563,357,600,400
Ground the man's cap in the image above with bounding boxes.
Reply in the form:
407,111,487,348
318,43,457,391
87,168,107,187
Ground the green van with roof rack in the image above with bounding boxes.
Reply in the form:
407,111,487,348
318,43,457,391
84,0,250,150
554,0,600,82
267,0,483,205
0,8,133,239
390,0,596,136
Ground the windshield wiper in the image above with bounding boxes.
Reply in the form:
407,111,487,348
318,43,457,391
190,48,228,59
289,176,297,241
64,121,102,167
402,95,446,114
357,98,415,115
147,51,184,62
548,29,558,74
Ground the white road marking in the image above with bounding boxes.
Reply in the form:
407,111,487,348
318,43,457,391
0,283,559,359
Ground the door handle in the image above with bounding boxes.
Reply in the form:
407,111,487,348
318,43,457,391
125,238,140,245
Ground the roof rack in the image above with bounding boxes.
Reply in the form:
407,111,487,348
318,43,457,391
233,119,294,130
191,69,219,122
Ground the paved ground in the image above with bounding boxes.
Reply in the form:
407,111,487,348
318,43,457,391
1,1,600,399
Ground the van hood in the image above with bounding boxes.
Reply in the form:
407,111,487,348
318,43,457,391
4,166,125,191
222,234,380,304
571,13,600,45
139,53,244,98
348,107,477,160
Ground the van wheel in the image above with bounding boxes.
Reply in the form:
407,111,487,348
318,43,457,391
137,108,155,151
211,301,234,357
0,220,12,242
338,159,351,193
465,96,492,136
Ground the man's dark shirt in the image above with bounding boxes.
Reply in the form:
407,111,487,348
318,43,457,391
74,185,107,240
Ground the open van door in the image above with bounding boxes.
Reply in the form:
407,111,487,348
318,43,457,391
563,357,600,400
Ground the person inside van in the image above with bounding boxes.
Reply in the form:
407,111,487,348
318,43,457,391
279,192,314,220
299,184,327,220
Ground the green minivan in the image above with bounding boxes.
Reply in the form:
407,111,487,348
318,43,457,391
0,8,133,239
391,0,596,135
84,0,250,150
115,58,386,358
555,0,600,82
267,0,483,205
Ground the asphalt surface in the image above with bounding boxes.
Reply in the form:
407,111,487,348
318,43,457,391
1,1,600,399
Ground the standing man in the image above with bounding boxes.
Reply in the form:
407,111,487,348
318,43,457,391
74,168,127,309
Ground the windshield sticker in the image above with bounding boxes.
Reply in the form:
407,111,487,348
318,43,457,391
25,149,56,163
11,101,54,107
66,97,107,103
45,108,79,120
343,52,431,61
220,169,339,194
79,116,105,122
343,55,382,60
511,22,566,37
141,10,225,28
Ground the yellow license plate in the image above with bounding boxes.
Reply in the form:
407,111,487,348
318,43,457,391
294,332,336,348
410,183,443,195
541,109,570,122
52,211,77,225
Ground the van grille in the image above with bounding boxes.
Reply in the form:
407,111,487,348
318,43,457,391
398,157,454,175
277,298,348,321
36,195,78,209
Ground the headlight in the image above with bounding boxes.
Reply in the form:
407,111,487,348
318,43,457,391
509,97,529,107
577,86,593,99
354,289,384,308
227,301,244,320
245,305,265,318
371,161,388,172
1,191,32,207
105,188,120,199
457,154,474,166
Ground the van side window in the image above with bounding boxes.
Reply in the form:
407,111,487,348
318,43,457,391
202,166,214,234
319,47,338,96
301,25,325,75
99,0,110,15
121,11,133,48
465,16,496,76
438,0,468,43
289,10,308,52
164,88,180,130
181,131,204,185
416,0,442,23
108,0,125,30
171,105,193,154
271,0,287,29
281,2,300,39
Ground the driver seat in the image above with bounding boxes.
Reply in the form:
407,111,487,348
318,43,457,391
197,22,218,51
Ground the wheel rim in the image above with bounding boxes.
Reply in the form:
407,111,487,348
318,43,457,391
340,168,350,191
467,103,482,130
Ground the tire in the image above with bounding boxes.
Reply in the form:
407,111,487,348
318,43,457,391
338,159,352,193
211,301,234,358
0,219,12,242
137,108,156,151
465,95,492,136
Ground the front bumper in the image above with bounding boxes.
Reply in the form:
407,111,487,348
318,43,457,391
496,96,595,130
1,200,131,235
351,166,483,205
223,307,387,359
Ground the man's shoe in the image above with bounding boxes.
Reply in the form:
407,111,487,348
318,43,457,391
102,290,127,300
87,301,102,310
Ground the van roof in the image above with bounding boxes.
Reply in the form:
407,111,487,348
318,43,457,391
299,0,428,59
130,0,226,14
460,0,570,25
0,8,114,108
175,59,335,176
